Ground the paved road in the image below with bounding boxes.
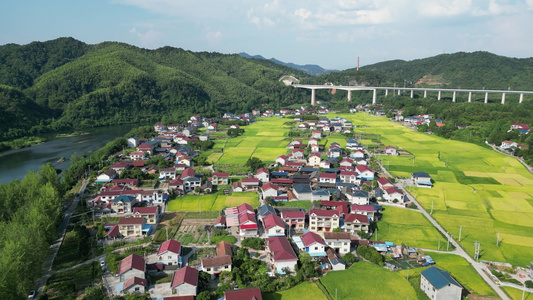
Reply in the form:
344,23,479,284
401,187,510,300
486,142,533,174
373,157,510,299
35,180,88,295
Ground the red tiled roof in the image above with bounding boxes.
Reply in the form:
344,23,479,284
321,200,346,207
181,168,195,178
281,211,305,219
201,255,232,268
385,145,396,149
351,204,374,213
112,162,131,169
169,178,184,186
377,177,392,186
301,231,325,247
216,241,233,257
262,182,279,191
256,168,269,174
345,213,370,224
323,232,351,240
171,266,198,288
266,236,298,262
104,224,120,238
123,277,147,290
310,209,339,218
118,254,145,275
214,216,226,226
271,179,293,184
224,287,263,300
277,155,288,160
340,170,358,176
237,203,254,214
118,217,144,226
111,179,139,186
320,173,337,179
212,172,229,177
263,214,286,231
356,165,371,173
239,213,257,226
384,187,403,195
158,239,182,255
242,178,260,183
133,206,158,215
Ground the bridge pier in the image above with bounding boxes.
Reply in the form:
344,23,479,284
452,91,456,102
438,90,442,100
347,90,352,102
424,90,427,98
468,92,472,103
372,89,377,105
501,93,506,104
519,93,524,103
385,89,388,97
484,92,488,103
311,88,316,106
410,90,414,98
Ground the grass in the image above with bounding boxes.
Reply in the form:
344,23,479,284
397,252,496,297
263,281,329,300
377,206,444,250
319,260,418,300
334,112,533,267
502,287,533,300
167,192,260,212
274,201,314,211
45,261,102,300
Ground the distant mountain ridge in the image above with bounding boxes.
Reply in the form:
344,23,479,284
239,52,337,75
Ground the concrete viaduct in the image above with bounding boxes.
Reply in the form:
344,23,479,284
292,84,533,106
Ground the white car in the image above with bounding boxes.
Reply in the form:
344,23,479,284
100,260,106,267
28,290,36,299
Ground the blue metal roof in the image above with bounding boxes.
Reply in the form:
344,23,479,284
421,266,462,289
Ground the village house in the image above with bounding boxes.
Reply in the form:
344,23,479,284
294,231,327,257
239,213,259,237
201,255,232,278
275,155,288,166
323,232,351,255
159,167,177,180
319,173,337,184
117,277,147,295
261,182,279,199
257,204,276,221
346,137,363,150
128,137,139,148
211,172,229,186
281,210,305,231
312,131,323,139
157,239,182,266
132,206,159,224
118,217,146,237
339,170,359,184
510,123,530,134
118,254,145,282
224,287,262,300
293,184,313,201
170,266,198,296
241,177,260,191
356,165,374,180
385,146,398,155
351,204,376,221
96,169,118,184
111,195,137,214
111,162,131,175
420,267,463,300
344,213,370,235
350,149,365,159
350,190,369,205
266,236,298,274
377,177,394,189
255,168,270,183
383,187,405,203
500,140,519,149
262,214,287,237
217,240,233,257
326,248,346,271
309,209,340,233
412,171,433,188
308,152,321,167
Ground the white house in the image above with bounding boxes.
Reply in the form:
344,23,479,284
262,214,286,237
323,232,351,255
266,236,298,274
157,239,182,266
420,267,463,300
411,171,433,188
255,168,270,183
356,165,374,180
339,171,359,184
296,231,326,257
344,213,370,234
350,190,369,205
261,182,279,199
308,153,321,167
170,266,198,296
276,155,288,166
383,187,405,203
385,146,398,155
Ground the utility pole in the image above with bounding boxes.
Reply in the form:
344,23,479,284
474,241,480,262
459,226,462,242
496,232,500,246
407,267,409,280
438,237,440,250
430,201,434,215
447,233,450,251
166,227,168,240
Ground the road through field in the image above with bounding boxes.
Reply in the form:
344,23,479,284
400,183,510,300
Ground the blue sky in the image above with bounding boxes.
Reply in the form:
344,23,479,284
2,0,533,70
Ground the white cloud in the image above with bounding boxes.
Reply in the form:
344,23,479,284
419,0,472,17
128,26,164,48
294,8,311,19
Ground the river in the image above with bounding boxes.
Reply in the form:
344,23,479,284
0,124,141,183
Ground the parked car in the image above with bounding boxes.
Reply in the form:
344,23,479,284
28,290,36,299
100,260,106,267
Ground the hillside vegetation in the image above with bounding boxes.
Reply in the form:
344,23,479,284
0,37,308,141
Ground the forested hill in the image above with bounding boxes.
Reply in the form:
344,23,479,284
0,37,308,141
360,51,533,90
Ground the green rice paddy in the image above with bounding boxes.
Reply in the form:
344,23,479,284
167,192,259,212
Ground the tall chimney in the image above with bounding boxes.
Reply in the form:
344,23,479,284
357,57,359,71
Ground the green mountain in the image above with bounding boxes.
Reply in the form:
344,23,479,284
360,51,533,90
0,38,308,141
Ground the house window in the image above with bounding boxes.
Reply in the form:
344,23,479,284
207,268,211,271
225,265,228,269
135,287,140,291
314,247,318,250
311,227,315,230
344,242,347,245
168,256,173,259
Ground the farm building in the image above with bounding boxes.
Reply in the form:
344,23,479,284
420,266,462,300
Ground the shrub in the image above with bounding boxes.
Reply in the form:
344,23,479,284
241,237,265,250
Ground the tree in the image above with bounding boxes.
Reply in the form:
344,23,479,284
245,157,264,173
332,227,342,232
342,252,357,267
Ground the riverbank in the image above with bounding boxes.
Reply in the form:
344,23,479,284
0,136,47,152
56,131,90,138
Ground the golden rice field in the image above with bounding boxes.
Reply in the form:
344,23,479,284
335,112,533,266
